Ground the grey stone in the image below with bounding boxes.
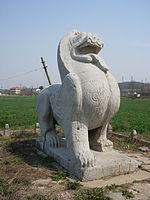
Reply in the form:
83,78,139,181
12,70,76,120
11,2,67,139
138,146,150,152
131,182,150,200
83,169,150,188
4,123,10,136
37,137,138,181
107,124,113,134
130,129,137,139
5,123,9,129
108,192,126,200
35,122,40,133
141,164,150,171
32,178,52,186
36,30,138,181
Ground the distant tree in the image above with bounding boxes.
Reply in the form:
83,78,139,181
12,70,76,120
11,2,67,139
20,86,33,95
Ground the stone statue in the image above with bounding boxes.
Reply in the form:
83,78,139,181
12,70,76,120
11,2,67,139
37,30,137,181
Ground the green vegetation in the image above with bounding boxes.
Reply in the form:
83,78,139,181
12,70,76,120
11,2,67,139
105,184,119,191
75,188,110,200
51,170,67,181
0,136,11,148
26,194,51,200
113,139,139,152
0,177,19,197
0,96,150,137
4,156,23,165
122,189,134,199
66,180,82,190
111,98,150,136
0,95,37,130
0,128,142,200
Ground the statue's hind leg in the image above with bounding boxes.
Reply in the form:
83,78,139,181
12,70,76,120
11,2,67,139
37,88,60,150
89,123,113,152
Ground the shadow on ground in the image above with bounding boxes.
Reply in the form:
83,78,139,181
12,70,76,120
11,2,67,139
6,131,57,171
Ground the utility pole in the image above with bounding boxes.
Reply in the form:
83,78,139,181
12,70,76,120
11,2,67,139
41,57,51,85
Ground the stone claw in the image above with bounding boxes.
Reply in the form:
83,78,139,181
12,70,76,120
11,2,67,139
77,151,95,168
46,132,60,148
97,138,113,152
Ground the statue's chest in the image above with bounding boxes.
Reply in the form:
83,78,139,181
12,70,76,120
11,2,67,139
81,78,110,120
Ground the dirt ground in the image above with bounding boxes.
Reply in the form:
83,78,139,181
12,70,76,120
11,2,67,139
0,130,150,200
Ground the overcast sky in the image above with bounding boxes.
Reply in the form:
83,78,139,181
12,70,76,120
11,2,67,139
0,0,150,89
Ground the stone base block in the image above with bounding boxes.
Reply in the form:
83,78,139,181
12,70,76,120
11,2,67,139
36,137,139,181
82,151,139,181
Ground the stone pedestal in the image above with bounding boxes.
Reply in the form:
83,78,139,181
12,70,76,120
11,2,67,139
36,137,139,181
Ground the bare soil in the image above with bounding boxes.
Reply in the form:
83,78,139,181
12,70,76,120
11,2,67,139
0,131,76,200
1,130,150,200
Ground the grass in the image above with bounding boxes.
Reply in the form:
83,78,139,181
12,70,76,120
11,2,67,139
0,96,150,138
75,188,110,200
105,184,119,191
0,177,19,197
26,194,51,200
0,130,62,199
111,98,150,137
122,189,134,199
4,156,24,165
0,95,37,130
0,136,11,148
51,170,67,181
66,180,82,190
113,139,139,152
0,129,147,199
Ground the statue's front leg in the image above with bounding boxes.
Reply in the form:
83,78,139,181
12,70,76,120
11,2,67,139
65,121,95,169
89,123,113,152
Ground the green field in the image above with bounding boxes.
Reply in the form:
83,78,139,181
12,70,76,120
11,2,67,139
0,96,37,129
111,98,150,137
0,96,150,137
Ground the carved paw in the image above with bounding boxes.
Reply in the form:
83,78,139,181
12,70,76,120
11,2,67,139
77,151,95,168
46,132,60,148
98,138,113,152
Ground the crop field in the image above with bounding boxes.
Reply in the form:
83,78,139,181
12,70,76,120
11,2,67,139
0,96,37,130
111,98,150,137
0,96,150,137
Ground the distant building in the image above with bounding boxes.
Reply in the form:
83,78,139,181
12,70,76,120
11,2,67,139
119,81,150,98
10,86,21,95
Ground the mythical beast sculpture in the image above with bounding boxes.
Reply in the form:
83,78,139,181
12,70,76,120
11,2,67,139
37,30,120,173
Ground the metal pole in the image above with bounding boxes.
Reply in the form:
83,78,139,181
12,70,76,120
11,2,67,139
41,57,51,85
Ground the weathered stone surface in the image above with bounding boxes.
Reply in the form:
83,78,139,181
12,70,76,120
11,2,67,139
131,182,150,200
138,146,150,152
3,123,11,136
130,129,137,139
141,164,150,171
82,151,138,181
108,192,126,200
127,153,150,165
83,169,150,188
36,30,138,181
37,137,138,181
32,178,52,186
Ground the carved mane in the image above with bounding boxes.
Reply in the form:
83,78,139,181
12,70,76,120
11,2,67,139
57,30,109,82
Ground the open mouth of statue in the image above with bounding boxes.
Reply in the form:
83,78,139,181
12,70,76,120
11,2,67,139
76,42,102,55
